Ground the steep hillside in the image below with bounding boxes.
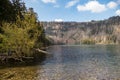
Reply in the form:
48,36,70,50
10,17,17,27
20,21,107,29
42,16,120,45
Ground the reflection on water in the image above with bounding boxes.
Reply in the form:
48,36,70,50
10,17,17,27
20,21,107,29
0,45,120,80
38,45,120,80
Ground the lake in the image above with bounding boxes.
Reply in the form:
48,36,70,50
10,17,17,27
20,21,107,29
0,45,120,80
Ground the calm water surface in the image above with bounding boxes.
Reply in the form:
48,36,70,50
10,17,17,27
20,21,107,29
37,45,120,80
0,45,120,80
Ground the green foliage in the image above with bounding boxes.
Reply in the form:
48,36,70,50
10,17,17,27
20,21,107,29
0,0,50,58
81,39,95,44
0,0,25,23
0,34,8,53
0,14,47,57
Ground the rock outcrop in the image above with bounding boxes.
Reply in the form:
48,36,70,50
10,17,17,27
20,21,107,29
42,16,120,45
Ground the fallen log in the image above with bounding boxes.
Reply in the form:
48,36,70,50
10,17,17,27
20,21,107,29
35,48,49,54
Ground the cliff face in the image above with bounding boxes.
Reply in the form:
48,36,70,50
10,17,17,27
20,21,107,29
42,16,120,45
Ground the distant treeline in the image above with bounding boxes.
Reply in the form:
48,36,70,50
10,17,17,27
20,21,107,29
0,0,50,60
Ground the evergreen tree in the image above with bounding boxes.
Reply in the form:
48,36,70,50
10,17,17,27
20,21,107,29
0,0,49,60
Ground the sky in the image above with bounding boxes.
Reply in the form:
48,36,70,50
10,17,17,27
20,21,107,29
23,0,120,22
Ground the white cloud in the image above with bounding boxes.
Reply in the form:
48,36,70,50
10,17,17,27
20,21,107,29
116,9,120,15
107,1,117,9
41,0,56,3
54,19,63,22
77,1,106,13
65,0,79,8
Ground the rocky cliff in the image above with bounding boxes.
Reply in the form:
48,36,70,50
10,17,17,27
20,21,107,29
42,16,120,45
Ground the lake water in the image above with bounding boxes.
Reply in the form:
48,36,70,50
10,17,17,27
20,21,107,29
0,45,120,80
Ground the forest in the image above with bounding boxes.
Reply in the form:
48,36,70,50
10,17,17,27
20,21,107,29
0,0,50,64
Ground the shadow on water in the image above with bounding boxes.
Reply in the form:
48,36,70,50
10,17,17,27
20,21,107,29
0,52,49,80
0,53,47,69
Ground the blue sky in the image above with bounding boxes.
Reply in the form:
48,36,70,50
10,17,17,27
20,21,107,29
24,0,120,22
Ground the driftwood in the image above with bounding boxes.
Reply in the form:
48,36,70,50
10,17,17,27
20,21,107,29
35,48,49,54
0,48,49,64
